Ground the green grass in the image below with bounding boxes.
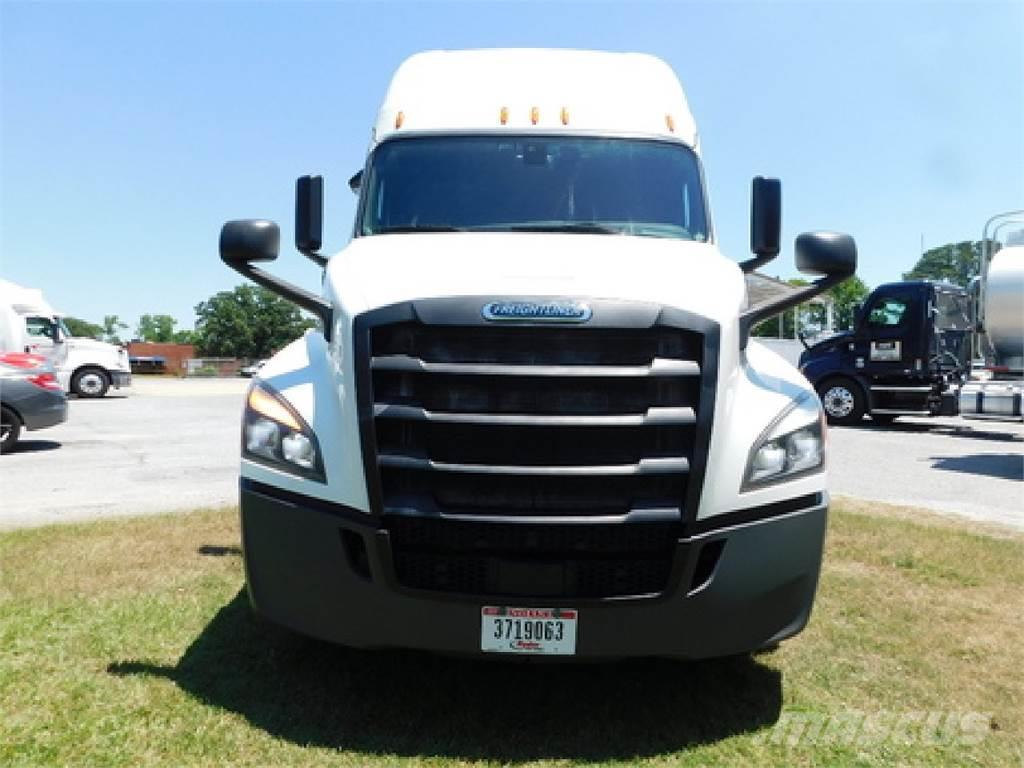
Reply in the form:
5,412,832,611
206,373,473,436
1,500,1022,767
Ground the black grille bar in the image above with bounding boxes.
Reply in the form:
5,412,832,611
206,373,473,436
371,354,700,377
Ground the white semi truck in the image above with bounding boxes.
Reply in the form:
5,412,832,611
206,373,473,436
0,280,131,398
219,49,857,658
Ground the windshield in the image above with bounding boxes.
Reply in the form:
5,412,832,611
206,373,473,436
359,136,708,240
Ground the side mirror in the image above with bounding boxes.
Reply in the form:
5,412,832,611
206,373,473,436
739,176,781,273
218,216,331,339
217,178,334,340
795,231,857,276
740,228,859,349
295,175,323,257
348,170,363,195
219,220,280,268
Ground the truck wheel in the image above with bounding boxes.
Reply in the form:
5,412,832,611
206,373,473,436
72,368,110,398
1,407,21,453
817,378,865,426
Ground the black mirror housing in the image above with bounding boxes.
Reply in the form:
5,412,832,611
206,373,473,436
219,220,280,268
348,170,363,195
295,175,324,255
739,176,781,273
795,231,857,276
751,176,781,257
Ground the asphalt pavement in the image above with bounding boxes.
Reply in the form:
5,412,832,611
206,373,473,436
0,377,248,529
1,378,1021,530
828,415,1023,529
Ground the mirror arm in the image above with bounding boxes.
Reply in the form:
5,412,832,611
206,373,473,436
301,251,329,269
739,271,852,350
737,254,774,274
224,260,333,342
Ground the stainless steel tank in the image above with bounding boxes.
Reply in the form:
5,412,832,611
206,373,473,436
984,245,1024,370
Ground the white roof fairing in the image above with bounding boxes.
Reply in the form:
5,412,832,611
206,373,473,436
373,49,698,147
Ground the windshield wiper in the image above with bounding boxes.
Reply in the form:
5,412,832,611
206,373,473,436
374,224,468,234
500,222,624,235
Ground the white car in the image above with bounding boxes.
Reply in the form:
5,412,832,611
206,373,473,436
240,360,268,378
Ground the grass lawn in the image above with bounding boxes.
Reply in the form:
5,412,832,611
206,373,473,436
1,499,1021,767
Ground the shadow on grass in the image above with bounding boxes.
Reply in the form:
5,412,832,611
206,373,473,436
197,544,242,557
109,590,783,761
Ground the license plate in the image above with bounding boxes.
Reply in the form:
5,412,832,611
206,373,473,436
480,606,577,655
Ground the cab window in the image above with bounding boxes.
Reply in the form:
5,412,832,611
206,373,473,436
25,316,57,340
867,298,909,327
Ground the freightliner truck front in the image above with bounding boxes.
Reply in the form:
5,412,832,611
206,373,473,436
219,49,857,659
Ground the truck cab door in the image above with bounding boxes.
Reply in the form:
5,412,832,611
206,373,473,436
23,315,65,370
855,288,924,382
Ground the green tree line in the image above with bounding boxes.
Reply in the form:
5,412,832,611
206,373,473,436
63,286,314,359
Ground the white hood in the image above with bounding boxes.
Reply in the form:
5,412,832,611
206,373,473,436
67,337,120,354
327,233,746,327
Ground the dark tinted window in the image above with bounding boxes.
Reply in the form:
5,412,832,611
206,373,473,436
867,298,909,327
360,136,708,240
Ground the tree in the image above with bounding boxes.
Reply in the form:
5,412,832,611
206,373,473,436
102,315,129,344
62,316,104,339
172,329,195,345
193,285,317,359
827,274,870,331
136,314,178,343
902,240,989,288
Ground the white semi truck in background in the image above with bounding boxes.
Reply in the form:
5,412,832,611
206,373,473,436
218,49,857,659
0,280,131,398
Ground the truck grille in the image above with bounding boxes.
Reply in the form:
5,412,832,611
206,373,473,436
355,299,718,599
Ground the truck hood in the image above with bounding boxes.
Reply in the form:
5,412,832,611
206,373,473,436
67,337,121,354
328,233,747,327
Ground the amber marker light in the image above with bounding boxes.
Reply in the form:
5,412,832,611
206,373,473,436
395,111,405,129
561,107,570,125
665,114,676,132
500,107,509,125
248,386,303,432
530,106,540,125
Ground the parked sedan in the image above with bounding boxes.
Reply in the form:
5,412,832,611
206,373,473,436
239,359,268,378
0,353,68,453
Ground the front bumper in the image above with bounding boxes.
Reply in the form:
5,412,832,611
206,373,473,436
240,480,828,659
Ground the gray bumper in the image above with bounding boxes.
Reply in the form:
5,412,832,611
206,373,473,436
111,370,132,388
20,391,68,431
240,481,828,659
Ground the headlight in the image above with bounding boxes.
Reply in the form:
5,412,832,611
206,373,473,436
243,383,325,482
742,393,825,490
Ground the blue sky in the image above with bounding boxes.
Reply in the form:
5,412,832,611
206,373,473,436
2,1,1022,332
